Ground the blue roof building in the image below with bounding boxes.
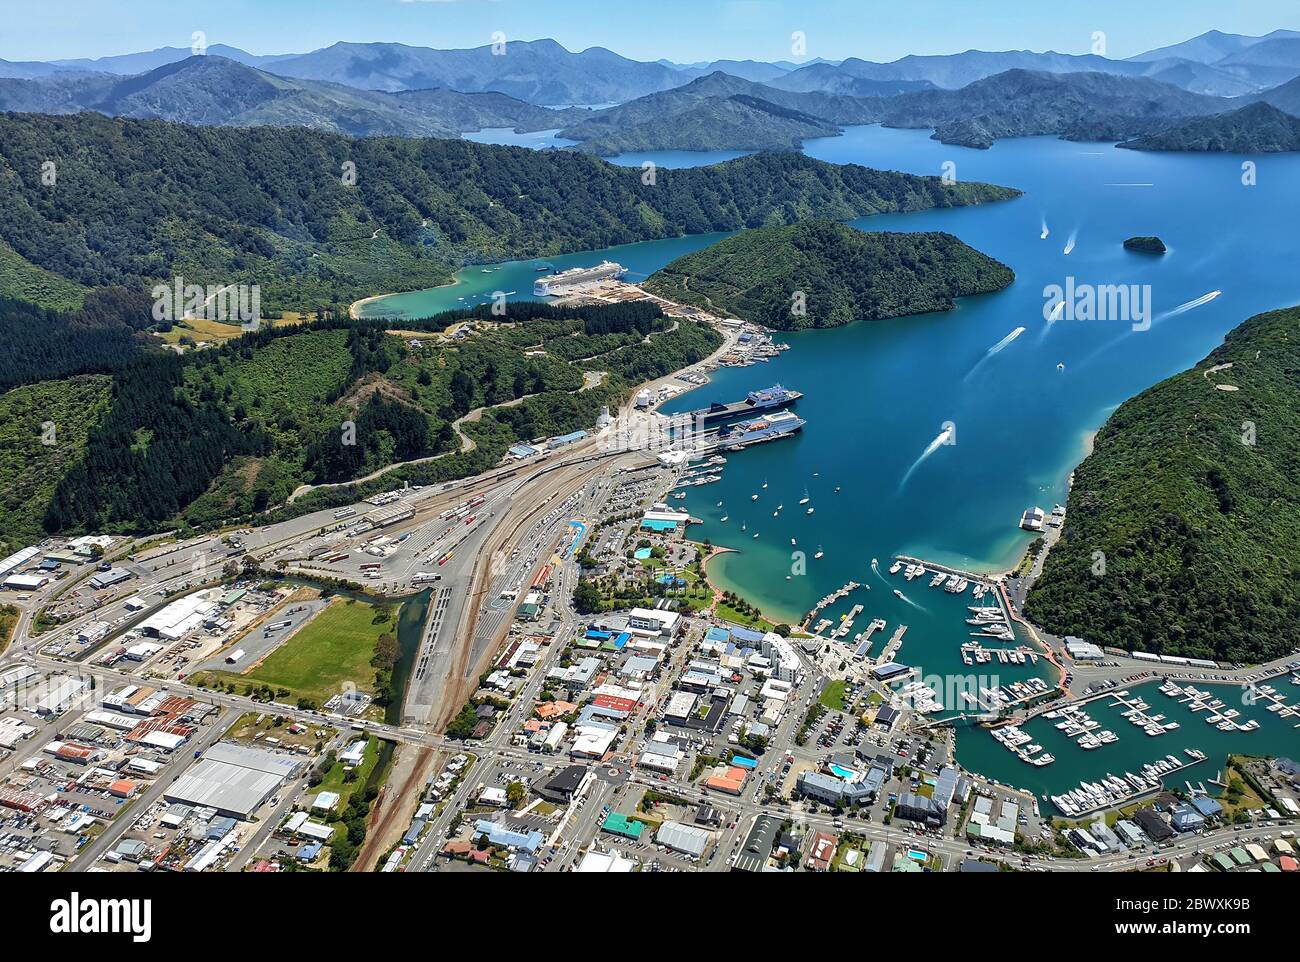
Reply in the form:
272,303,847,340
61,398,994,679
473,819,545,854
1170,803,1206,833
1190,796,1224,818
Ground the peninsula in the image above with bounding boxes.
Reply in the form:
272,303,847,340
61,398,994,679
643,220,1015,330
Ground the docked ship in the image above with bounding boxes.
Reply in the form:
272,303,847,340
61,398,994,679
744,384,802,410
689,384,803,426
533,261,626,296
720,409,806,449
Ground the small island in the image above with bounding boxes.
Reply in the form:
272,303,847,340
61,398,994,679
642,220,1014,331
1123,235,1167,254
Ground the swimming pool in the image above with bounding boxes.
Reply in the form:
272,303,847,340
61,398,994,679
634,547,652,560
829,764,857,779
907,849,928,862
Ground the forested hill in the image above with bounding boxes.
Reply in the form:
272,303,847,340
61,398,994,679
25,301,721,550
643,221,1015,330
0,112,1018,311
1118,101,1300,152
1025,305,1300,664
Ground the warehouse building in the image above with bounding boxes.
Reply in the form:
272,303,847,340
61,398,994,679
138,592,217,641
164,742,302,820
655,819,711,859
366,503,415,528
89,567,132,590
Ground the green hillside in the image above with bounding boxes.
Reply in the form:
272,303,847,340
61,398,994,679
0,113,1019,313
0,375,111,553
643,220,1014,330
33,301,720,542
1025,305,1300,663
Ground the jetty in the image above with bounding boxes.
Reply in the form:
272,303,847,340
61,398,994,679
802,579,862,628
877,624,908,664
1050,749,1208,818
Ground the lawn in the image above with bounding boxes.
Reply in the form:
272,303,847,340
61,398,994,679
819,680,848,711
1220,757,1270,818
715,601,774,632
312,737,382,813
200,597,397,707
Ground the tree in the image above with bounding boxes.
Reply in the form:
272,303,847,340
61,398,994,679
506,781,526,809
572,578,602,614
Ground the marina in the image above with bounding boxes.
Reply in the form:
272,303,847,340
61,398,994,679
958,678,1299,813
1048,749,1209,818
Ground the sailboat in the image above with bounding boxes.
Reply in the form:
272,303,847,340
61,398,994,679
791,538,797,546
751,493,759,501
720,516,728,522
799,490,810,506
806,507,815,515
814,546,824,559
761,480,768,489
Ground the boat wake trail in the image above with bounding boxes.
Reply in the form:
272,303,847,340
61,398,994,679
893,589,929,614
1063,229,1077,255
871,558,890,587
1039,299,1065,342
1040,216,1050,240
1076,290,1223,369
964,326,1025,381
898,424,955,491
1163,290,1222,317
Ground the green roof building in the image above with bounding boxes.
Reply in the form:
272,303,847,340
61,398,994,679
601,812,646,840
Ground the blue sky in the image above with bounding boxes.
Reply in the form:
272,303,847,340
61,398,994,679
3,0,1297,64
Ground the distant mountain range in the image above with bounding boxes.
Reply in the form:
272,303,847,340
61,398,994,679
223,39,687,104
769,29,1300,97
0,55,587,138
562,68,1300,155
6,28,1300,103
558,72,888,154
5,30,1300,153
874,69,1229,148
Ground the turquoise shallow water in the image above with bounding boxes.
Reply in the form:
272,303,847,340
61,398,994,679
357,232,734,320
373,126,1300,801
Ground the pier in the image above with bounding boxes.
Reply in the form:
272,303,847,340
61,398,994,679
878,624,908,664
894,554,990,583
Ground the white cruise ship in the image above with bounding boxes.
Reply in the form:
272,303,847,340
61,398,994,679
533,261,627,296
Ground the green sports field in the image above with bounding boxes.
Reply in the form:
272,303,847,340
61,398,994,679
198,597,397,708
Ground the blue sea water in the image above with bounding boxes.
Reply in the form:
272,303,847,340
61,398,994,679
373,126,1300,801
